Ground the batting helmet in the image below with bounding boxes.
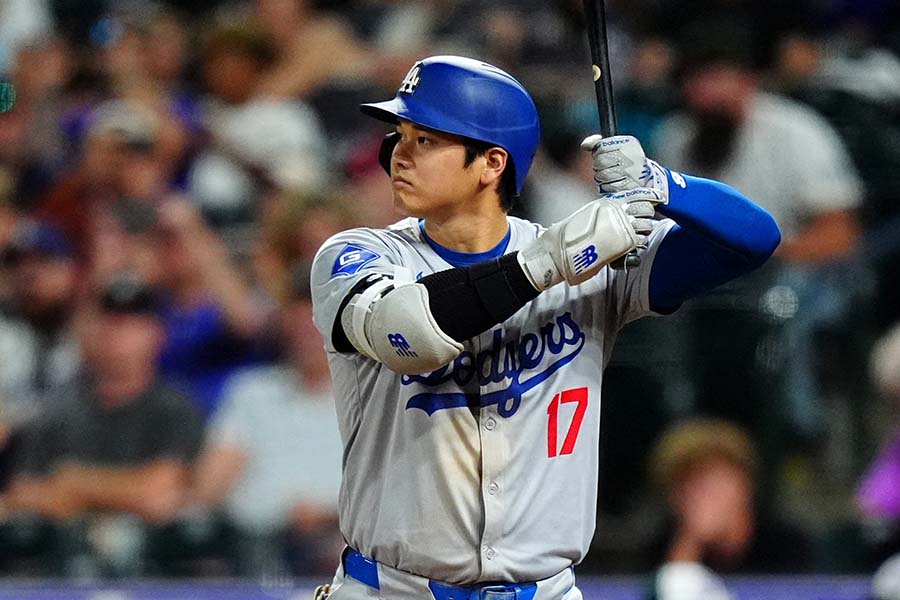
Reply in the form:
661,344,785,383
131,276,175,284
360,56,540,195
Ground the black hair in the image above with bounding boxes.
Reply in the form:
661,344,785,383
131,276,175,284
462,139,518,212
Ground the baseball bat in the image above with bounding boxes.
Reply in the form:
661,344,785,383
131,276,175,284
583,0,617,137
582,0,641,269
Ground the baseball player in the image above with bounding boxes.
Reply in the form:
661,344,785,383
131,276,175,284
310,56,781,600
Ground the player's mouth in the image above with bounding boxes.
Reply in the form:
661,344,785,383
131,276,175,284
392,175,413,188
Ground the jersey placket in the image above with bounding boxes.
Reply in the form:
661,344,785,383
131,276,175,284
476,333,510,581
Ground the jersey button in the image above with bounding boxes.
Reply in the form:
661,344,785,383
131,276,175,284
485,547,496,560
488,482,499,495
484,418,497,431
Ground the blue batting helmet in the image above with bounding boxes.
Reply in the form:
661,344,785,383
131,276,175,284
360,56,540,195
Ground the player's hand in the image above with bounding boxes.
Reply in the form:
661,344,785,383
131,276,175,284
517,188,663,291
580,134,669,198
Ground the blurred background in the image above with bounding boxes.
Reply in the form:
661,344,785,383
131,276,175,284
0,0,899,597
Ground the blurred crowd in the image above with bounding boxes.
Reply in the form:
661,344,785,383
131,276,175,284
0,0,899,586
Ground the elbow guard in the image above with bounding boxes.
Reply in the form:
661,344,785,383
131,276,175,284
342,281,463,374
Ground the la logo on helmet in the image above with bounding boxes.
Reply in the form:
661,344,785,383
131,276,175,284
399,63,422,95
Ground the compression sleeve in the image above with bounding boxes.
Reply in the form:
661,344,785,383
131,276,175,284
419,252,540,342
649,171,781,313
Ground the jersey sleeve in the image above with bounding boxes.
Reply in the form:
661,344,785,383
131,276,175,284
647,172,781,312
310,228,410,353
601,218,677,330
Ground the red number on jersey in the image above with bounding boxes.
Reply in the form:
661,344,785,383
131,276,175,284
546,387,588,458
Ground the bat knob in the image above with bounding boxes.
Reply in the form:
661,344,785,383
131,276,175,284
610,252,642,270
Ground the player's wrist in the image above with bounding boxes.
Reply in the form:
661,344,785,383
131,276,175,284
517,239,563,292
644,159,670,199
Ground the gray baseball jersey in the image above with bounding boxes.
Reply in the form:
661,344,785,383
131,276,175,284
310,215,674,585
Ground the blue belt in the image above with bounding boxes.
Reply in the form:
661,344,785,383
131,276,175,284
343,548,538,600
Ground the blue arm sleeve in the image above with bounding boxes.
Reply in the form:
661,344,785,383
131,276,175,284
649,171,782,313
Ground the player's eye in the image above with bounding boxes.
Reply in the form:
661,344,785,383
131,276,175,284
417,136,431,146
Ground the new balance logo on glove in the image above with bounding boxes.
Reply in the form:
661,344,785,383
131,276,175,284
572,245,599,274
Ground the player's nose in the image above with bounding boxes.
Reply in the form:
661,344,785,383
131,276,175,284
392,141,413,171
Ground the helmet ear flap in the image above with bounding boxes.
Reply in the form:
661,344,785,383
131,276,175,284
378,132,400,175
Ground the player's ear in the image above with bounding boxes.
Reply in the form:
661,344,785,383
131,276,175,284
480,147,508,189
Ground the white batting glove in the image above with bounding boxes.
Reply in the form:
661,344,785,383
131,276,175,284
518,188,664,291
580,134,670,198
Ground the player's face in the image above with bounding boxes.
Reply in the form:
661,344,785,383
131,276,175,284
389,121,484,218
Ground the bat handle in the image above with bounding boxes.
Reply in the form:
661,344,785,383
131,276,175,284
583,0,641,270
615,253,642,269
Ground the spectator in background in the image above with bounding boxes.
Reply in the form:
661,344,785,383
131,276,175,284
87,196,164,295
0,171,18,306
874,553,900,600
1,273,202,575
815,318,900,574
142,9,194,95
252,0,373,100
851,322,900,568
656,26,863,267
654,25,865,450
254,191,352,300
35,98,168,262
0,33,73,210
769,26,900,328
79,7,198,194
646,419,810,599
0,221,81,488
105,10,196,186
151,199,271,418
188,21,328,224
0,0,53,76
615,36,679,153
140,8,204,192
190,261,342,577
859,322,900,521
70,190,268,420
648,420,756,600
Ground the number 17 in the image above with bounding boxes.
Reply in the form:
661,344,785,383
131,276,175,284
546,387,588,458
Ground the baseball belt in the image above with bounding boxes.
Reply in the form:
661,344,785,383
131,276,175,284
343,547,538,600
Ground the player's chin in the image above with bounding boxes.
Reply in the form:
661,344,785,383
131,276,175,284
392,190,423,216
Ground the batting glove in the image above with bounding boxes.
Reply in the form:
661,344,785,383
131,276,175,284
580,134,670,198
518,188,663,291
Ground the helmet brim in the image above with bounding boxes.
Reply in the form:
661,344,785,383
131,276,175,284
360,99,404,124
361,97,470,142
